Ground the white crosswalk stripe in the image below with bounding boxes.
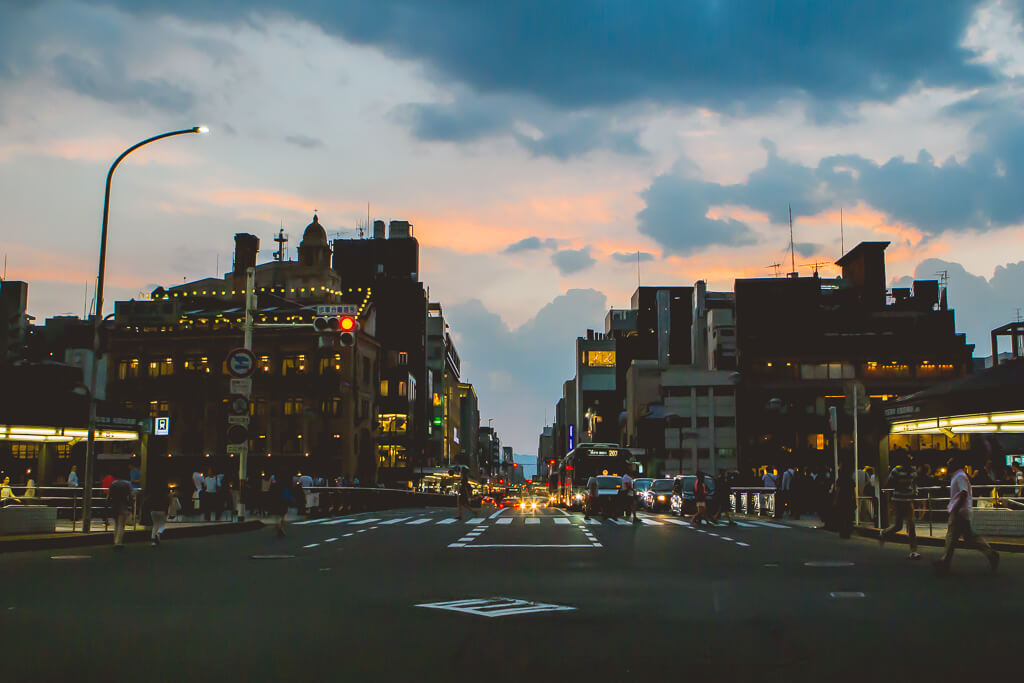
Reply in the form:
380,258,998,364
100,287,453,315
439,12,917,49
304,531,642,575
347,518,381,525
378,517,411,525
467,518,486,524
745,520,790,529
640,519,663,526
525,518,540,525
406,518,431,525
436,518,457,525
496,518,513,525
554,518,571,525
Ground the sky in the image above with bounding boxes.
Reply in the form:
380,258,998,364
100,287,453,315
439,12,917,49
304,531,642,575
2,1,1024,456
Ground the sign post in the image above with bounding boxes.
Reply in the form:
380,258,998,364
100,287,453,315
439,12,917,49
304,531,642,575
235,266,256,521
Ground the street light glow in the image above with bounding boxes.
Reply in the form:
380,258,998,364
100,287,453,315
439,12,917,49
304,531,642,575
194,125,210,134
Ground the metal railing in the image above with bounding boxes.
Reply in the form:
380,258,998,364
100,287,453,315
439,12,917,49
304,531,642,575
0,485,142,533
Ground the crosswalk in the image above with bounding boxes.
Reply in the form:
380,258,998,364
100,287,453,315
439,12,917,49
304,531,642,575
294,514,792,529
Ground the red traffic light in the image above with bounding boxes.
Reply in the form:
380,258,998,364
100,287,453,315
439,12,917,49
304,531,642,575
339,315,356,331
512,463,518,468
549,460,555,465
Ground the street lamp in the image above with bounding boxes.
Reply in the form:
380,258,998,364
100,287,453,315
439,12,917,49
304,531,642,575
81,126,208,532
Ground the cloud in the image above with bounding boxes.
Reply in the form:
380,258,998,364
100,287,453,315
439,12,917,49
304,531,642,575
503,236,560,253
892,258,1024,352
611,251,655,263
551,247,596,275
54,1,999,120
446,288,608,450
513,115,646,160
51,53,195,112
793,242,819,258
284,134,326,149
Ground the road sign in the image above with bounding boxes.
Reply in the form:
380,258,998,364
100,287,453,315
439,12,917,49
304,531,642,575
843,381,869,415
226,348,256,378
228,415,250,426
228,394,250,416
229,378,252,397
154,416,170,436
227,424,248,445
226,443,247,456
316,305,356,316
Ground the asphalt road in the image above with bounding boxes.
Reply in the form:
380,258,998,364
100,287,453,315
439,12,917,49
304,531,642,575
1,505,1020,682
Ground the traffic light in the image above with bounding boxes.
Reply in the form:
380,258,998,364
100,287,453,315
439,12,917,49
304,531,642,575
512,463,518,468
314,315,358,348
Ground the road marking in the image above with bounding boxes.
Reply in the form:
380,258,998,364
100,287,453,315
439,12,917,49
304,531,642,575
415,597,575,618
488,509,506,520
379,517,411,525
496,518,513,525
324,537,338,543
554,518,571,525
321,518,357,525
830,592,866,599
407,518,431,525
525,518,540,525
805,561,854,567
50,555,92,560
708,533,719,537
583,519,602,525
448,543,466,548
746,520,790,529
357,529,367,533
720,537,734,542
458,537,475,542
732,521,758,528
251,554,295,559
467,518,486,524
303,543,320,549
348,518,381,526
640,519,663,526
450,544,599,549
735,542,750,547
663,519,688,525
343,533,354,537
611,519,632,526
436,518,457,525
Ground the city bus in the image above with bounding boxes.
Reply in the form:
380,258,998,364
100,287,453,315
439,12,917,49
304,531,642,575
555,443,635,509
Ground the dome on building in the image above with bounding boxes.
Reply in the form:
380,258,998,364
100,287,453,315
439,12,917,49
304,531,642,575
301,214,328,248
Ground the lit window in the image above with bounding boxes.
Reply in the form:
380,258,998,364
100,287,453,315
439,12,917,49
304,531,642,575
398,381,407,397
377,413,408,433
586,350,616,367
433,392,442,407
283,398,304,416
258,355,271,374
380,380,390,397
118,358,140,379
282,355,307,376
148,400,170,418
148,358,173,377
398,352,408,366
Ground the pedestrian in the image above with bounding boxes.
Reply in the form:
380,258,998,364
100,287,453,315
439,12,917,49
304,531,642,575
777,466,794,518
0,477,21,506
23,478,36,499
933,457,999,577
101,472,116,530
1014,463,1024,497
129,464,142,490
202,469,218,521
67,465,79,488
711,471,736,526
108,479,133,550
880,452,921,560
691,471,710,527
584,475,598,520
834,462,855,539
621,470,637,523
268,476,290,537
147,487,177,547
455,467,472,520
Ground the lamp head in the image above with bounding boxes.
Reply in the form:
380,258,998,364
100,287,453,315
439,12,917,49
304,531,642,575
193,125,210,134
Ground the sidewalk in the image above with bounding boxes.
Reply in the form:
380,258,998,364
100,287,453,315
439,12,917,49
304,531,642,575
0,517,262,553
738,513,1024,552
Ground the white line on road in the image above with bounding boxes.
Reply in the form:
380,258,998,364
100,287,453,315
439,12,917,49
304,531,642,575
735,542,750,547
448,543,466,548
343,533,354,537
746,520,790,529
488,508,506,520
640,519,663,526
357,529,367,533
525,518,540,525
303,543,319,548
450,544,599,549
583,519,602,525
324,537,338,543
554,518,571,525
379,517,411,525
612,519,631,526
406,518,431,525
496,518,513,525
663,519,689,526
348,519,381,526
436,518,457,525
320,518,357,525
830,592,866,599
467,518,486,524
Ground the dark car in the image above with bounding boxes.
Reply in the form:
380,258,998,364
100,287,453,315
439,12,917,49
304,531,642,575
642,478,675,512
670,475,716,516
584,475,624,516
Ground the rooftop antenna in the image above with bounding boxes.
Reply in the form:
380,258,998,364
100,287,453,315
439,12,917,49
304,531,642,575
273,223,289,262
840,207,845,256
800,261,831,277
788,204,797,277
766,263,782,277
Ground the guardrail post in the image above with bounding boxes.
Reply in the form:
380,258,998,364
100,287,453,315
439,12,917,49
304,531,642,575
72,491,78,533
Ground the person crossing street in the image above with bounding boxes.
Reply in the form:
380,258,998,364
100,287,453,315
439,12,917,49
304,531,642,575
879,452,920,559
933,457,999,577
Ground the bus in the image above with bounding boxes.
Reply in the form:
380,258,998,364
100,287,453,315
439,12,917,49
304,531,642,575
555,443,635,509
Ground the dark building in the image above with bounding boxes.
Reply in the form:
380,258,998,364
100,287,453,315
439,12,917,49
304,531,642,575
332,220,429,481
734,241,974,473
458,383,479,475
1,280,28,363
106,219,382,488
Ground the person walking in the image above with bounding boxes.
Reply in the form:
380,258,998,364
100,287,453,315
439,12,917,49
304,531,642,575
67,465,79,488
880,452,921,560
777,467,794,518
268,476,290,537
621,470,637,523
933,457,999,577
201,469,218,521
108,479,133,550
455,467,471,520
711,471,736,526
691,471,710,527
147,487,175,547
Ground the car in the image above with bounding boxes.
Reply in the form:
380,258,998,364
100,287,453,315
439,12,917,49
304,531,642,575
499,496,520,509
643,478,675,512
670,475,717,516
632,478,653,506
584,475,625,516
480,495,497,507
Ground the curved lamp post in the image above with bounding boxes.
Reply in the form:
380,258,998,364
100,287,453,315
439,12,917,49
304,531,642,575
82,126,208,532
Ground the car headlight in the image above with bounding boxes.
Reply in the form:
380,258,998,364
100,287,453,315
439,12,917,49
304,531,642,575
657,495,666,501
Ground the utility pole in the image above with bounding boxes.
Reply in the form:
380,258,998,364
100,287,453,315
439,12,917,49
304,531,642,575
236,266,255,521
853,382,860,526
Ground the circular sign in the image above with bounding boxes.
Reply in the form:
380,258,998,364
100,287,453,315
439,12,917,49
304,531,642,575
228,393,250,416
227,424,249,445
226,348,256,378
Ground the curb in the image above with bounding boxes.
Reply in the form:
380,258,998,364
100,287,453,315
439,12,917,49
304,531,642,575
852,524,1024,553
0,520,263,553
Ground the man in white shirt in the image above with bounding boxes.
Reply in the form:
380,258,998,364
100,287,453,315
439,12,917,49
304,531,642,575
621,472,637,523
934,457,999,576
